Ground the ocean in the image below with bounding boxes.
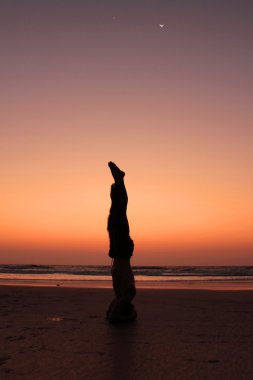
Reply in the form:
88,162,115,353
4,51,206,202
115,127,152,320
1,264,253,289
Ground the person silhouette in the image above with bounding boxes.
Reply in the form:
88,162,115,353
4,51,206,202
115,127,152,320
106,162,137,322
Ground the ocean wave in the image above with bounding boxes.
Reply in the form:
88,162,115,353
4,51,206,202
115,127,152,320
1,264,253,279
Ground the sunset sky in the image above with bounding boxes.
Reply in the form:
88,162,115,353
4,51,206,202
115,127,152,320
1,0,253,265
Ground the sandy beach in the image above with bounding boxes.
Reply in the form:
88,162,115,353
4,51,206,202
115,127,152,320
1,285,253,380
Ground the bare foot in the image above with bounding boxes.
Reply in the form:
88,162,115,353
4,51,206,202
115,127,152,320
108,162,125,183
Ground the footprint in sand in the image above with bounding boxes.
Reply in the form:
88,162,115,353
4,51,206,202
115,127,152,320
5,335,25,341
0,355,11,365
3,368,14,374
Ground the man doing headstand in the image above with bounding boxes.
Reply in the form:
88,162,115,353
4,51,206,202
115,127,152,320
106,162,137,323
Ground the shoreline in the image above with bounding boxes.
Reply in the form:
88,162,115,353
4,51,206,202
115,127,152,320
1,279,253,291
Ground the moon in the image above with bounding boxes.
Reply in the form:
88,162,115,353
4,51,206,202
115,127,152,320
159,24,165,28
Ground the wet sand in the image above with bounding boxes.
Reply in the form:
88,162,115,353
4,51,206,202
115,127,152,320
1,285,253,380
